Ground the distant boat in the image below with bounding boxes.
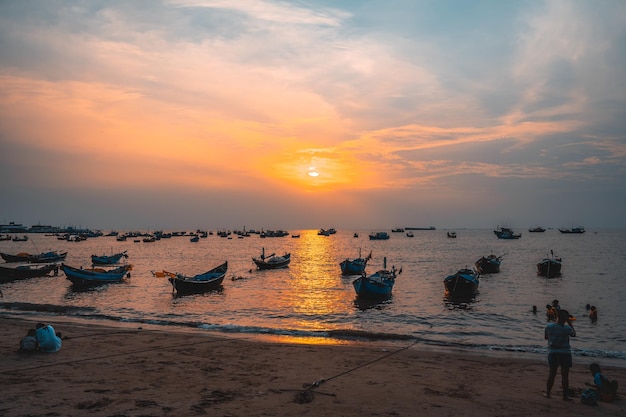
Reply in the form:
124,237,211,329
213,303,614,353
353,233,359,238
369,231,390,240
166,261,228,295
190,234,200,242
0,263,59,283
474,254,502,274
91,250,128,265
352,257,399,298
406,232,414,237
447,231,457,238
252,248,291,270
391,228,405,233
494,226,521,239
558,227,585,234
61,264,132,287
444,268,480,299
537,250,562,277
1,250,68,264
12,235,28,242
340,249,372,276
405,226,436,230
528,226,546,233
291,234,300,238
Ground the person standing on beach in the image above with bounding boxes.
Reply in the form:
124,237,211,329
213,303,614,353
544,309,576,400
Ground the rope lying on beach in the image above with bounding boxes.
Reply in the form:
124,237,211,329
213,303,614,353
290,340,419,404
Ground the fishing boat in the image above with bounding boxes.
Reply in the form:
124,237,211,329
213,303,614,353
558,226,585,234
368,231,390,240
352,257,400,298
444,268,480,299
493,226,521,239
339,249,372,275
252,248,291,270
528,226,546,233
0,250,68,264
406,232,414,237
165,261,228,295
537,251,562,277
61,264,132,287
12,235,28,242
474,254,502,274
447,231,457,238
91,250,128,265
0,263,59,283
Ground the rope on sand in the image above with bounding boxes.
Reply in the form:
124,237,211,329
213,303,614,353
291,340,419,403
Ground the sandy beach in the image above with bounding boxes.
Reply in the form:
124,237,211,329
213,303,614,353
0,316,624,417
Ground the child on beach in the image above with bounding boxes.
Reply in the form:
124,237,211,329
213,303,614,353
587,363,619,402
35,323,62,353
18,328,38,353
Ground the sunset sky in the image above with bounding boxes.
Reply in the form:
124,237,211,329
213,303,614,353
1,0,625,231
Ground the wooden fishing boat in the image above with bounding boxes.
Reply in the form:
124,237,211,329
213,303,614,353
91,250,128,265
537,251,562,277
166,261,228,294
528,226,546,232
474,254,502,274
61,263,132,287
339,249,372,275
252,248,291,270
1,250,68,263
444,268,480,299
352,257,399,298
0,263,59,283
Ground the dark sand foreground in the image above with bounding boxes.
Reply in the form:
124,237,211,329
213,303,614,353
1,316,624,417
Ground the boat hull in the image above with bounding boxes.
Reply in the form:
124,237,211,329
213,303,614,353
340,259,367,275
168,262,228,295
352,271,395,298
1,251,67,263
474,256,501,274
252,254,291,270
0,263,59,283
91,251,128,265
444,270,479,299
537,259,562,277
61,264,131,287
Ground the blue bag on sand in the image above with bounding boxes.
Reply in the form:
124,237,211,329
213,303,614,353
580,388,598,406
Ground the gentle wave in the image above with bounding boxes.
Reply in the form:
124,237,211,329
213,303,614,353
3,302,625,361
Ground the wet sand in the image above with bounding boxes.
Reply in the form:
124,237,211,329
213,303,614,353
1,316,624,416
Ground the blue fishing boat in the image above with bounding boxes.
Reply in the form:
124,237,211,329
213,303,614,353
352,257,399,298
444,268,480,299
61,263,132,287
537,250,562,277
166,261,228,294
91,250,128,265
474,254,502,274
252,248,291,270
339,249,372,275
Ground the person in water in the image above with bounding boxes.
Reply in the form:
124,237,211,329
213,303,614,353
35,323,62,353
589,306,598,322
544,309,576,400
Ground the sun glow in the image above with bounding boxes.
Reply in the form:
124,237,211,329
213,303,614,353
308,167,320,177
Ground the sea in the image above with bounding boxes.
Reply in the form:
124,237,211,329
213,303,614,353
1,228,625,365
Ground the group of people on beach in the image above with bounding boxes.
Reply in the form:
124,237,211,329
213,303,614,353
18,323,62,353
543,299,618,404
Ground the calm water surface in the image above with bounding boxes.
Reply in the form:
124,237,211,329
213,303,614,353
1,229,625,363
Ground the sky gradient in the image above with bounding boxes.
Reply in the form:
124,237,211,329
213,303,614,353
1,0,625,231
